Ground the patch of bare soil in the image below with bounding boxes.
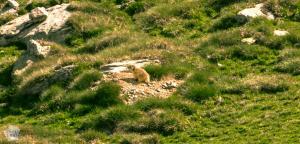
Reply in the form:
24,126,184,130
103,72,184,104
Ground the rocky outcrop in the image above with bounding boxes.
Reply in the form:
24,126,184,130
238,3,274,20
101,59,160,73
13,40,51,76
0,0,19,16
0,4,71,46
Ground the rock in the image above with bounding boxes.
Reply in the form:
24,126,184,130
0,103,8,108
0,4,71,46
217,63,224,67
242,37,256,45
274,30,289,36
238,3,274,20
7,0,19,9
162,81,177,89
29,7,48,23
101,59,160,73
27,39,51,58
13,40,51,76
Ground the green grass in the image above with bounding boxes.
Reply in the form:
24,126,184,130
1,0,300,143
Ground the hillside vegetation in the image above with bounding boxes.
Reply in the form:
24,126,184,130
0,0,300,143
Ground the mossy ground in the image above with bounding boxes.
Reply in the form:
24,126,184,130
0,0,300,143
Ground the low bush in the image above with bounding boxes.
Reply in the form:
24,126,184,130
118,109,186,136
91,106,141,133
134,97,196,115
210,15,248,31
145,64,190,80
79,82,122,107
69,70,102,90
274,59,300,75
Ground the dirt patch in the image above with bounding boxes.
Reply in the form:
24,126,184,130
103,72,184,104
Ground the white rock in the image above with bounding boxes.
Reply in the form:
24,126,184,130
101,59,160,73
29,7,48,23
238,3,274,20
274,30,289,36
27,39,51,58
242,37,256,45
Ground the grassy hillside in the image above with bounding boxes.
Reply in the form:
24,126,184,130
0,0,300,143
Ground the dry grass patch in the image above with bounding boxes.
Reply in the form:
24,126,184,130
242,74,291,93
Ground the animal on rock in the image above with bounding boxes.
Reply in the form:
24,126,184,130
127,65,150,83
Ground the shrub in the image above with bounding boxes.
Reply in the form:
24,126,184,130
0,65,13,86
69,70,102,90
118,109,186,136
210,15,248,31
91,106,141,133
134,98,196,115
274,59,300,75
79,82,122,107
183,83,217,103
145,64,190,80
125,2,145,16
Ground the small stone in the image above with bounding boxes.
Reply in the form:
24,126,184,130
29,7,48,23
162,81,177,89
242,37,256,45
217,63,224,67
274,30,289,36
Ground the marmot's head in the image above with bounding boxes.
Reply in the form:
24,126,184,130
126,64,136,71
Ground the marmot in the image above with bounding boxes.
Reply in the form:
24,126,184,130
127,65,150,83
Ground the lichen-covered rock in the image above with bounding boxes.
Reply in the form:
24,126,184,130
29,7,48,23
238,3,274,20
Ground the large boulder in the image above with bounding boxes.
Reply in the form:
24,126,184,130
238,3,274,20
0,4,71,46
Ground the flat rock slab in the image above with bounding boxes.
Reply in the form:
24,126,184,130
101,59,160,73
238,3,274,20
